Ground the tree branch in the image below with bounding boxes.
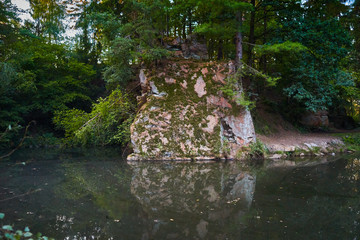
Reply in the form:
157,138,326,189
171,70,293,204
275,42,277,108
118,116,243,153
0,121,35,160
0,188,42,202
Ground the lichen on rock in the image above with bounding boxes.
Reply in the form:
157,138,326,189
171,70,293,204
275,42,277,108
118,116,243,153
127,59,256,160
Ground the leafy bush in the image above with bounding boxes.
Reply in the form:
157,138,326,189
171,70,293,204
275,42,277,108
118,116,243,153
139,47,169,65
220,72,255,110
247,140,268,159
220,63,278,110
0,124,23,150
103,37,135,89
342,133,360,151
54,89,135,147
0,213,53,240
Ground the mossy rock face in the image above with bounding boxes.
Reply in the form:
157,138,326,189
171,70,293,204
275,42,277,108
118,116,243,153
127,59,256,160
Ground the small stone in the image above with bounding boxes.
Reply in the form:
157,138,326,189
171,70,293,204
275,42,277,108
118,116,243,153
284,146,296,152
207,95,232,108
157,72,165,77
194,76,207,98
201,68,208,76
212,71,226,84
304,143,318,149
149,81,160,94
181,65,188,73
139,69,148,89
180,80,188,89
269,154,284,159
165,77,176,84
202,115,219,133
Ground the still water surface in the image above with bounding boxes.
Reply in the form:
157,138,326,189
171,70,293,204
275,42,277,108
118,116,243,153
0,148,359,239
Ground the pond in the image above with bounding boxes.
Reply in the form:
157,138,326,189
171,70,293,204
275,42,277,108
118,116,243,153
0,148,359,239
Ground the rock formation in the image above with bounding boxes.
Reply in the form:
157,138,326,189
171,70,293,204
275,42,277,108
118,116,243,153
164,34,209,60
300,110,329,128
128,59,256,160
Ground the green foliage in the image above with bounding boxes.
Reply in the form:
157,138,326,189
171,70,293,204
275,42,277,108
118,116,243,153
29,0,65,41
0,62,26,129
1,0,360,150
221,74,255,110
0,213,53,240
103,37,134,89
16,40,96,113
341,133,360,151
241,63,280,87
54,89,135,147
0,33,96,144
273,10,353,112
139,47,170,65
247,140,268,159
221,63,278,109
255,41,307,56
0,124,23,149
53,109,90,139
193,0,254,59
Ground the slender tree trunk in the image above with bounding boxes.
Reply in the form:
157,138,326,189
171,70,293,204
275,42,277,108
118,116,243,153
208,39,213,59
36,20,41,37
188,9,192,35
247,0,256,67
235,12,243,70
260,7,268,72
217,39,223,60
182,19,186,40
166,10,169,37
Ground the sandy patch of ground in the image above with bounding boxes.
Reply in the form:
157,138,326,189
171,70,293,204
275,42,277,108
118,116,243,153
258,131,341,150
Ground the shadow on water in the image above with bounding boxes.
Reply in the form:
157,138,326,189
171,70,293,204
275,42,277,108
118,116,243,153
0,148,359,239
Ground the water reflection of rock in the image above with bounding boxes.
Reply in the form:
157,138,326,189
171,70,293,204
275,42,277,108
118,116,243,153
129,162,256,239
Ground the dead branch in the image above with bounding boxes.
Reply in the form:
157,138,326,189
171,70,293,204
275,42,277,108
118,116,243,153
0,121,35,160
0,188,42,202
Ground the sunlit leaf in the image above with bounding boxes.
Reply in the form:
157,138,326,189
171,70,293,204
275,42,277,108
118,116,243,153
2,225,13,231
24,232,33,237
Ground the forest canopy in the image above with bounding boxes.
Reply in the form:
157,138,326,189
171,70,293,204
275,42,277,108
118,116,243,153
1,0,360,148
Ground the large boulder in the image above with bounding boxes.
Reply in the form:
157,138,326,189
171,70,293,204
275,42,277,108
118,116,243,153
300,110,329,128
164,34,208,60
127,60,256,160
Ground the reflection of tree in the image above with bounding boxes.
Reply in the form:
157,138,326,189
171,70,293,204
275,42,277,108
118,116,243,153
129,162,257,239
241,156,360,240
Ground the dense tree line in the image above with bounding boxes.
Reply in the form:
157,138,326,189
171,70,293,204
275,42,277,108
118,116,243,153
1,0,359,148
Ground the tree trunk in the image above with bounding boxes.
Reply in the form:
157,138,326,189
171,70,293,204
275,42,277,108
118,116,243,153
235,12,243,70
247,0,256,67
182,20,186,40
261,6,268,72
166,10,169,37
188,9,192,35
217,39,223,60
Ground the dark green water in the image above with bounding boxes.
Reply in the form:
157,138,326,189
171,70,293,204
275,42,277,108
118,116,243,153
0,149,360,239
